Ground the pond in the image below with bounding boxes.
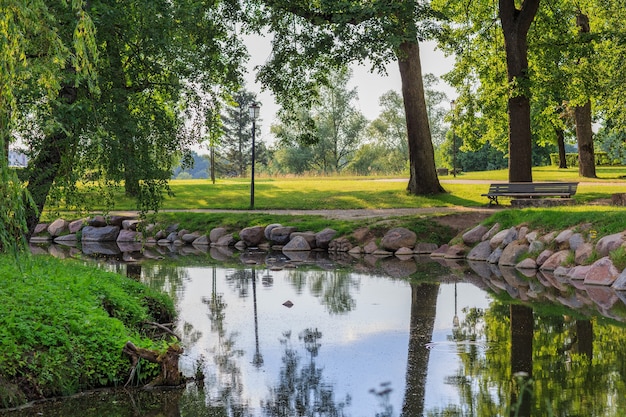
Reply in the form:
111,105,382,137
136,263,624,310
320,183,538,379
6,245,626,416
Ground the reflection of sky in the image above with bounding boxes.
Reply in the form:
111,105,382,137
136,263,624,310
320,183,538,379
173,265,491,416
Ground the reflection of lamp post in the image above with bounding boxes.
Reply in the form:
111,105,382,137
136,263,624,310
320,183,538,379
249,102,260,209
251,267,263,368
453,281,460,328
450,100,457,178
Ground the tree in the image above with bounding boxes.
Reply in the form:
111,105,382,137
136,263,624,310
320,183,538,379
220,90,258,177
499,0,541,182
252,1,445,194
10,0,244,237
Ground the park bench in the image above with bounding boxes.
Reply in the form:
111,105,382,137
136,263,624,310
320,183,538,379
482,182,579,205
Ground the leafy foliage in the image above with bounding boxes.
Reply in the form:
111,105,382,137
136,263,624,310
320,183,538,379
0,256,175,407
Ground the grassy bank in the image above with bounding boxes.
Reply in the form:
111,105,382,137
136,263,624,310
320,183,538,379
0,255,175,408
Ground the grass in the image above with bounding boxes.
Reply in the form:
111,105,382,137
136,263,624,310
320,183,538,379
42,166,626,214
0,255,176,408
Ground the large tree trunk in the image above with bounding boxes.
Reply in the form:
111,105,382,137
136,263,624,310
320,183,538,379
499,0,541,183
574,12,596,178
510,304,533,417
556,127,567,168
397,41,445,195
25,83,78,239
401,283,439,416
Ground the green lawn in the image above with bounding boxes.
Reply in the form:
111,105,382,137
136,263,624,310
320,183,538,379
45,166,626,214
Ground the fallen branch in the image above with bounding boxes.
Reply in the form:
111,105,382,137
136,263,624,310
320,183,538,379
143,321,180,340
123,341,183,388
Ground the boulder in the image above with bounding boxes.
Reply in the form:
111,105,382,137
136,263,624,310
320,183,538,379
574,243,594,265
414,242,439,254
165,232,178,242
490,227,517,249
69,219,86,234
568,233,585,251
210,227,228,243
498,242,529,267
290,231,317,249
486,247,503,264
568,265,592,281
47,219,69,237
539,250,571,271
270,226,297,245
215,234,236,247
444,244,467,259
554,229,574,249
33,223,49,235
595,232,626,257
182,232,202,244
264,223,283,240
283,235,311,251
482,223,501,241
88,215,107,227
466,240,492,261
515,258,537,270
240,226,266,247
122,219,140,231
117,229,142,242
328,238,353,252
81,225,120,242
611,269,626,290
536,249,554,266
192,235,210,246
395,247,414,256
584,257,619,286
363,240,378,254
381,227,416,251
462,224,489,245
315,228,337,249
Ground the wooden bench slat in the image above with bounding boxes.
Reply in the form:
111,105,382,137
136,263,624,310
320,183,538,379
481,182,578,205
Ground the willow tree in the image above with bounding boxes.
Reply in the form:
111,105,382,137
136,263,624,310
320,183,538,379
12,0,244,236
252,1,445,195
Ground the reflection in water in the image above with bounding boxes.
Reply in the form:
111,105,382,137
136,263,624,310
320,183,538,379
11,254,626,416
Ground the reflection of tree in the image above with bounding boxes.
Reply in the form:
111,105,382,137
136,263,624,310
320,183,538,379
509,305,533,417
402,283,439,416
138,263,190,300
262,330,350,416
286,270,359,315
225,268,254,298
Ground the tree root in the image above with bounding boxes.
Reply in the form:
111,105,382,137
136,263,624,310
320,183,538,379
122,341,184,388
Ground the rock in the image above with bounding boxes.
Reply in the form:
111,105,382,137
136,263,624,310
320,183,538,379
540,231,557,244
215,234,236,247
33,223,49,235
518,226,529,241
568,265,592,280
611,269,626,290
462,224,489,245
290,231,317,249
487,247,503,264
192,235,210,246
351,227,370,243
270,226,297,245
177,229,190,238
81,225,120,242
283,235,311,251
536,249,554,266
555,229,574,249
525,231,538,243
381,227,416,251
165,223,179,233
482,223,501,241
210,227,228,243
240,226,266,246
575,243,594,265
490,227,517,249
528,240,545,254
234,241,247,251
107,216,132,227
328,238,353,252
315,228,337,249
395,247,414,256
47,219,69,237
69,219,85,234
516,258,537,270
444,244,467,259
154,230,166,240
467,241,493,261
584,257,619,286
348,246,362,254
596,232,626,257
122,219,140,231
166,232,178,242
117,229,142,242
264,224,282,240
498,242,529,267
373,249,393,256
54,234,77,243
568,233,585,251
381,257,417,278
414,242,439,254
363,240,378,254
88,215,107,227
182,232,201,244
539,250,571,271
430,244,449,258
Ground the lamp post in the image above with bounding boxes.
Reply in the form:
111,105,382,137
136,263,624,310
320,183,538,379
249,102,260,209
450,100,457,178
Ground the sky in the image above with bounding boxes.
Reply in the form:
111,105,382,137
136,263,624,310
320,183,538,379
242,35,456,146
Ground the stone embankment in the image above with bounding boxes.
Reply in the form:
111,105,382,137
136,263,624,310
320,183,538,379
31,214,626,293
